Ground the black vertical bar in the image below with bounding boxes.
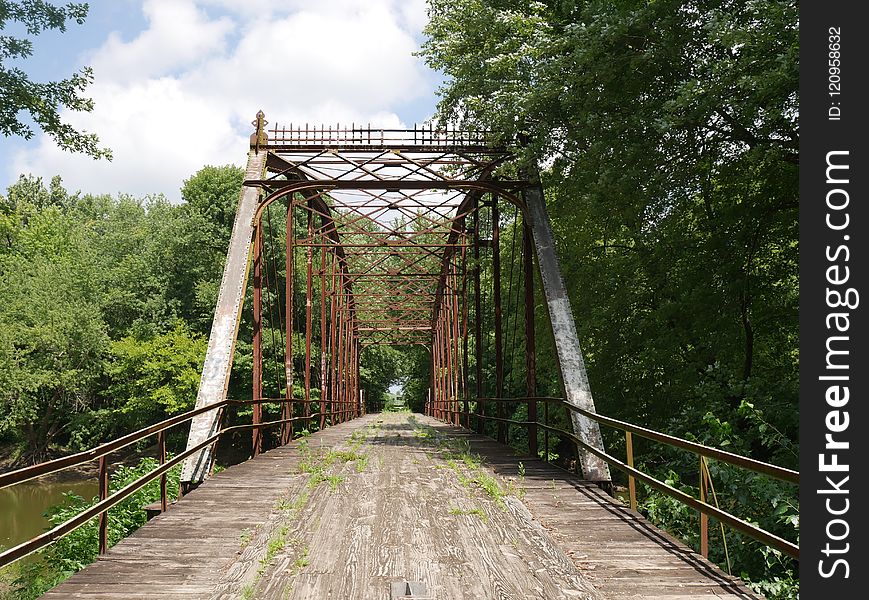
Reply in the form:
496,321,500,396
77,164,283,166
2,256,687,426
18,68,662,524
800,4,866,596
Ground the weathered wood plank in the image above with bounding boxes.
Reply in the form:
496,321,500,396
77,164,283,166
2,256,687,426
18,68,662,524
39,413,762,600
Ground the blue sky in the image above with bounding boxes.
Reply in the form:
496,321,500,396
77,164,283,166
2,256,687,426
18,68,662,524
1,0,442,201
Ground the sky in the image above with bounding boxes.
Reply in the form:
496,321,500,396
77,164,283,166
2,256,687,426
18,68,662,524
1,0,443,201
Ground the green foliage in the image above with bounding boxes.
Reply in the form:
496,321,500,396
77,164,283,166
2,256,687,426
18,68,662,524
5,457,181,599
0,168,241,461
181,165,244,245
422,0,798,593
0,180,108,461
358,345,402,411
0,1,111,158
106,323,207,420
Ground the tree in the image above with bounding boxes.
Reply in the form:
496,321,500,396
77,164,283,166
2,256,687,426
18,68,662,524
421,0,798,436
0,1,110,158
105,322,207,428
181,164,245,244
0,188,107,462
421,1,798,593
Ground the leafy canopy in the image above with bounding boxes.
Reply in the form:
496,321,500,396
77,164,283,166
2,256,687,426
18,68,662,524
0,1,111,158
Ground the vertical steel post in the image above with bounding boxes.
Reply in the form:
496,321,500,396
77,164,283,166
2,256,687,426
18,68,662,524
282,198,295,444
344,303,351,421
319,229,328,430
354,338,361,418
461,226,471,429
452,268,462,426
433,321,441,419
350,334,356,419
473,198,484,433
492,197,506,443
98,456,108,555
336,289,345,423
304,206,313,426
344,287,351,422
523,219,538,457
544,400,550,463
252,222,263,457
700,456,709,558
339,295,347,422
329,264,339,424
445,269,456,425
439,313,447,421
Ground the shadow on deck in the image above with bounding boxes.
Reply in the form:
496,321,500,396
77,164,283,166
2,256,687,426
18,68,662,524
40,413,759,600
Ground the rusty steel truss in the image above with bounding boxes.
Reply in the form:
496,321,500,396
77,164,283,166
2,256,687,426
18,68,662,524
181,113,611,489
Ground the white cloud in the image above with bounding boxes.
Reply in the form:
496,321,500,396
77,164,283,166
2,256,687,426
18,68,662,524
9,0,437,201
88,0,234,84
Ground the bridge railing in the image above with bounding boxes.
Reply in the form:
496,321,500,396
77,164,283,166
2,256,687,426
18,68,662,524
0,398,347,569
435,397,799,561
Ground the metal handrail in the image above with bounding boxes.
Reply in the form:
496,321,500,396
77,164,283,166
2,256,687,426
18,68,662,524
0,396,351,568
558,400,799,484
465,396,797,483
0,397,317,490
430,397,800,559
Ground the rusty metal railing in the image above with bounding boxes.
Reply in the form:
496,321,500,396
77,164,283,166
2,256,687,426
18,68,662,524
266,123,499,148
435,396,799,560
0,397,350,569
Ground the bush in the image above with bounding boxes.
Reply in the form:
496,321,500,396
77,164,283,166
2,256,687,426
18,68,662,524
3,457,181,599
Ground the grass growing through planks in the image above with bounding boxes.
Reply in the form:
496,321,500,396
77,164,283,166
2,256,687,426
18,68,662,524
448,506,488,522
296,423,374,486
239,527,254,550
243,423,380,598
409,419,525,510
259,525,291,575
293,545,310,570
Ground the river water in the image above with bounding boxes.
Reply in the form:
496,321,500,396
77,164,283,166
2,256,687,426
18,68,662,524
0,478,97,553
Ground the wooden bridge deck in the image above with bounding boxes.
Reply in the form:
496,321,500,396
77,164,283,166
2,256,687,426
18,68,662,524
41,413,760,599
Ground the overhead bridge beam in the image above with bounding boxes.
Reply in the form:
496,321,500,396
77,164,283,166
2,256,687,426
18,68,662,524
180,116,611,489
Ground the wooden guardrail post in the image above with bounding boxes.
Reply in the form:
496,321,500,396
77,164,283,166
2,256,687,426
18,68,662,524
700,456,709,558
626,431,637,511
98,456,108,555
158,430,168,513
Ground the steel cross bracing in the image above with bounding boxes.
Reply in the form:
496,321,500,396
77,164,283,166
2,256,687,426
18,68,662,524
180,113,612,488
254,119,516,355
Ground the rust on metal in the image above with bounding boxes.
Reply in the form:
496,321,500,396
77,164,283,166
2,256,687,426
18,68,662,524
180,146,267,490
282,197,295,444
179,114,613,490
252,222,263,457
491,199,506,444
523,219,538,457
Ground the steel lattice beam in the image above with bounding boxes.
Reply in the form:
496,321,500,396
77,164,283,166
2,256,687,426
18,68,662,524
181,115,611,489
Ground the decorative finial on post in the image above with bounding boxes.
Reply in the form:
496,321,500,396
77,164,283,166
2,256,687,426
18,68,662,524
250,110,268,152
